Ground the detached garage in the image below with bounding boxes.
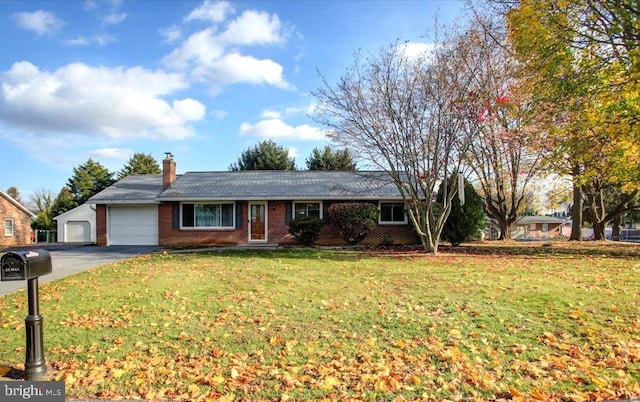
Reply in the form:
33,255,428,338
55,204,96,243
108,206,158,246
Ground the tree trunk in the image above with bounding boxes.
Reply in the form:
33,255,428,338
569,175,582,241
416,232,439,254
585,186,607,240
408,206,442,255
592,220,606,240
612,216,621,241
497,219,512,240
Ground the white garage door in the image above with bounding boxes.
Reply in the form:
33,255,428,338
65,221,92,242
109,206,158,246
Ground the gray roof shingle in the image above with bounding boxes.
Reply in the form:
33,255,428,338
88,175,164,204
515,216,566,225
88,171,403,203
159,171,402,201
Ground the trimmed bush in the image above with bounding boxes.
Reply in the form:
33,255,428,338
328,202,379,245
288,215,325,246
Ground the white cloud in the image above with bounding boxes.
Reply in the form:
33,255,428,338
284,102,317,116
210,109,228,120
13,10,63,35
91,148,132,160
287,147,298,159
220,10,283,45
185,0,234,23
260,102,317,120
66,36,90,46
260,109,282,119
163,3,291,94
0,61,205,141
103,12,127,25
163,27,225,70
66,34,115,46
83,0,97,10
160,25,182,43
173,98,206,121
399,42,437,60
239,119,327,141
194,52,290,91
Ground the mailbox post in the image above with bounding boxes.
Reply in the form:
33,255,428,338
1,249,52,381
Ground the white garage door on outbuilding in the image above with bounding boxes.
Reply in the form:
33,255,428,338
108,206,158,246
65,221,92,242
55,204,96,243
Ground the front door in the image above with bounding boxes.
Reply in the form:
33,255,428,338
249,202,267,242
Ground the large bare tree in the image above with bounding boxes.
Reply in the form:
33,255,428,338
462,14,549,239
313,29,490,254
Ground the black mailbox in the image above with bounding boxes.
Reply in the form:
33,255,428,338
1,250,52,281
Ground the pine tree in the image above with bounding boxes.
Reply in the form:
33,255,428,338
437,176,486,246
118,152,161,179
67,159,115,205
229,140,295,170
306,146,357,170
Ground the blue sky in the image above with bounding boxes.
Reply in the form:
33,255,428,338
0,0,466,202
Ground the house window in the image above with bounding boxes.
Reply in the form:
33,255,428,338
4,219,13,236
542,223,548,232
379,202,406,224
182,203,234,228
294,202,321,219
529,223,536,231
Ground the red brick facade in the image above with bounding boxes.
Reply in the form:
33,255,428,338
155,200,417,247
96,199,418,247
95,204,107,246
521,222,563,239
0,193,33,247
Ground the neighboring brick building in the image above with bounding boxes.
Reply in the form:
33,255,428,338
0,190,35,248
89,155,418,247
512,215,565,240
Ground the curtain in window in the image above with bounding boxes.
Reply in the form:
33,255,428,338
196,204,219,226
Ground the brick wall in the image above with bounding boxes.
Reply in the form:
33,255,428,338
156,200,419,247
158,202,248,246
95,204,107,246
311,222,418,246
524,222,563,239
0,196,33,247
267,201,292,244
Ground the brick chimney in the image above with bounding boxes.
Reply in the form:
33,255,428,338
163,152,176,190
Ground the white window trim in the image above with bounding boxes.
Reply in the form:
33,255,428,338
180,202,236,230
378,201,407,225
293,201,323,219
4,219,14,236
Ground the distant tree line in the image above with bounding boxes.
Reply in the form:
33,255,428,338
10,144,357,232
229,140,356,171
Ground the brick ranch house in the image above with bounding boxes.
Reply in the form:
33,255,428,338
0,189,35,247
88,156,418,247
512,215,565,240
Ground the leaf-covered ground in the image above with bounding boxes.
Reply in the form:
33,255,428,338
0,243,639,401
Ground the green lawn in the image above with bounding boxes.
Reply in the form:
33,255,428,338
1,243,639,401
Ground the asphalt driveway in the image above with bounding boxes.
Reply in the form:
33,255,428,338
0,246,159,296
